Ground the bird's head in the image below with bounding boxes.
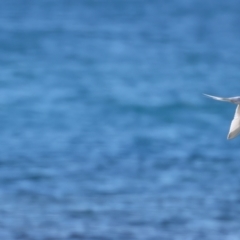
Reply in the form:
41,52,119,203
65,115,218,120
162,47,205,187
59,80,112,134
230,97,240,104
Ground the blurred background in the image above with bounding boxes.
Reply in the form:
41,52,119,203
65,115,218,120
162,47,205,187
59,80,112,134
1,0,240,239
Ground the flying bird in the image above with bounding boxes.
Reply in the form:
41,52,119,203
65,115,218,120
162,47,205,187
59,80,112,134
204,94,240,140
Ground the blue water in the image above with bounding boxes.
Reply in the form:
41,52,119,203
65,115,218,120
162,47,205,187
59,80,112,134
1,0,240,239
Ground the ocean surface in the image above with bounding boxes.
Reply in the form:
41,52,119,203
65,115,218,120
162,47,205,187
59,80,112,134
1,0,240,239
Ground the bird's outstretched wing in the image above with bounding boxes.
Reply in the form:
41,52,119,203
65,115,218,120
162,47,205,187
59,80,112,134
203,94,232,102
227,105,240,139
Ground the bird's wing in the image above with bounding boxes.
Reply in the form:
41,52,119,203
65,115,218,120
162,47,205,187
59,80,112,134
203,94,232,102
227,104,240,139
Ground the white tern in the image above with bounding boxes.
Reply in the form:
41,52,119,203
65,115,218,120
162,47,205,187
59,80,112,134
204,94,240,140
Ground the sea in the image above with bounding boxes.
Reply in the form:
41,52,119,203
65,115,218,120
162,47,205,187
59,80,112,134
1,0,240,239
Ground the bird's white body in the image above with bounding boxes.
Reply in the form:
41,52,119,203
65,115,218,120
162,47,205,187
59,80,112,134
204,94,240,140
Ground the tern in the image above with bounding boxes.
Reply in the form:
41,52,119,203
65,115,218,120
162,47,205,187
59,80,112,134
204,94,240,140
